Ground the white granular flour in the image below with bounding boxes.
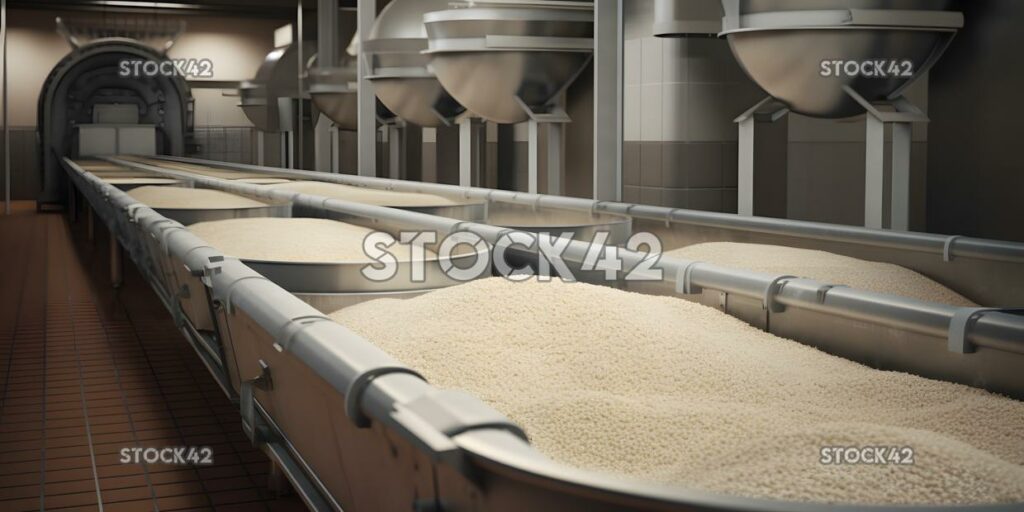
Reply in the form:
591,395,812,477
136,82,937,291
128,186,269,209
330,278,1024,505
266,181,467,207
188,217,432,263
665,242,975,306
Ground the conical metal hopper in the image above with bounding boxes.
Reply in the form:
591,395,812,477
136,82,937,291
306,56,359,130
363,0,466,127
423,0,594,125
239,42,315,132
719,0,963,118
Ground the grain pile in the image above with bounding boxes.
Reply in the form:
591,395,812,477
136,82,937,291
189,217,433,263
128,186,269,209
266,180,466,207
330,278,1024,505
665,242,975,306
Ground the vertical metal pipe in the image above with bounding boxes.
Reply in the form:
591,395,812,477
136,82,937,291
737,117,755,216
864,115,885,229
330,124,340,173
546,122,562,196
527,120,539,193
317,0,337,68
357,0,377,176
389,124,401,180
592,0,622,201
2,0,8,215
459,118,473,187
296,1,304,170
891,122,912,231
257,131,265,166
315,0,338,173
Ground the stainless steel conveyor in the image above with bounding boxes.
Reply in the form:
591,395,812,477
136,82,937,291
142,155,1024,307
64,156,1024,512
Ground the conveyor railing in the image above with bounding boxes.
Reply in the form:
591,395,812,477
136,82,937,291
66,156,1024,511
103,156,1024,400
140,154,1024,307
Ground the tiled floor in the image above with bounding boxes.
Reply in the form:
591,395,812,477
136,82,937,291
0,202,307,512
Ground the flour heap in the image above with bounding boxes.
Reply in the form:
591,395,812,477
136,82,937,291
330,277,1023,505
665,242,975,306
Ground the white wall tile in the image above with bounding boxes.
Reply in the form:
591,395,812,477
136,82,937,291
641,37,664,84
662,37,689,84
625,84,642,141
640,83,664,141
662,83,689,142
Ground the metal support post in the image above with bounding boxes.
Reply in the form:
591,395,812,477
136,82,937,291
734,97,789,217
389,124,401,180
547,122,563,196
357,0,377,176
459,117,484,187
846,86,927,231
864,115,885,229
593,0,622,201
890,122,912,231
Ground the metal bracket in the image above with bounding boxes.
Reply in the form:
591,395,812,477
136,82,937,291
674,261,704,296
346,366,426,429
241,360,275,444
815,284,847,304
948,308,1024,354
763,275,797,313
273,315,331,352
943,235,962,262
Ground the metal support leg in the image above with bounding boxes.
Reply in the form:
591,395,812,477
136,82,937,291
734,97,788,217
110,235,123,289
356,0,377,177
737,116,755,216
314,114,332,172
459,118,483,187
330,125,340,173
864,115,885,230
593,0,622,201
547,122,563,196
389,124,401,180
527,120,539,194
890,122,912,231
257,131,265,166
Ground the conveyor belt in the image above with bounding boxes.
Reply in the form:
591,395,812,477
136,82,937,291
0,202,306,512
64,157,1024,512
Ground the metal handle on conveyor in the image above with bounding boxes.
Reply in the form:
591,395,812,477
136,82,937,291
346,366,426,428
949,308,1024,354
763,274,797,313
674,261,704,295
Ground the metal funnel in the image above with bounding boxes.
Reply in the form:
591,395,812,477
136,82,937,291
239,42,315,132
424,0,594,125
363,0,466,127
719,0,962,118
